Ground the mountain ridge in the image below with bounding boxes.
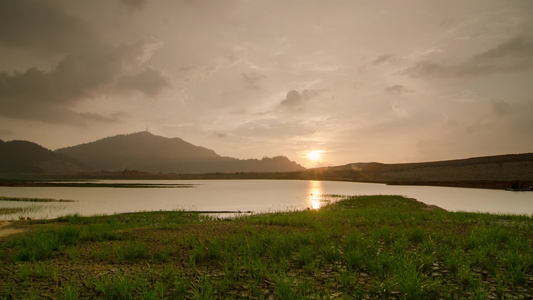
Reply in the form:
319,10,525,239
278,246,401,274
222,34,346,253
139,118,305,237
0,140,85,175
1,132,531,190
294,152,533,188
55,131,305,174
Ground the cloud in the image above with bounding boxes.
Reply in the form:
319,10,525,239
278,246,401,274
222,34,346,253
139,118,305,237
472,36,533,62
392,103,408,117
373,54,392,65
384,85,414,94
278,89,322,111
241,71,266,89
235,118,317,140
491,100,511,116
440,90,484,103
0,0,99,55
118,67,172,96
213,132,228,138
121,0,148,12
0,38,166,123
118,37,164,69
176,51,246,86
402,36,533,78
280,90,303,109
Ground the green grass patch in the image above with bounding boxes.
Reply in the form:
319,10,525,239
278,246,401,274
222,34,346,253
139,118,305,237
1,195,532,299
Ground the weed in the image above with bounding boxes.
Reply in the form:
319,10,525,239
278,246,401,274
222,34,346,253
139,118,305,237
396,264,425,300
114,241,148,261
65,246,80,261
159,265,175,284
17,262,32,281
152,246,172,262
35,262,50,278
61,281,79,300
274,272,297,299
409,227,426,245
321,244,340,264
294,245,313,268
173,272,190,299
192,274,214,300
94,272,143,299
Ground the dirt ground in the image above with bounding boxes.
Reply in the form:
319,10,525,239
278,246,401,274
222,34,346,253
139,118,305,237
0,221,27,238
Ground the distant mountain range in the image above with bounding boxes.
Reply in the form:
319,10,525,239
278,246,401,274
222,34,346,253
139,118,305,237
0,132,305,175
1,133,532,190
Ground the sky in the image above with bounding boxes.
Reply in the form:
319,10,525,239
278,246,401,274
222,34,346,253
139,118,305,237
1,0,533,168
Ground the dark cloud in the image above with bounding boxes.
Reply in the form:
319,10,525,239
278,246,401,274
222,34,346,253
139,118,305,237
280,90,303,109
384,85,414,94
213,132,228,138
0,0,167,124
118,67,172,96
402,36,533,78
0,0,99,55
0,38,166,123
241,71,266,89
121,0,148,12
491,100,511,116
472,37,533,62
278,89,323,111
373,54,392,65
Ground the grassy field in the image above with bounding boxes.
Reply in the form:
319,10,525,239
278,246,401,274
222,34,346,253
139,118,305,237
0,195,532,299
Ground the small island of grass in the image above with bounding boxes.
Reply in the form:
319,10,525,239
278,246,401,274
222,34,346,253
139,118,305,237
0,195,531,299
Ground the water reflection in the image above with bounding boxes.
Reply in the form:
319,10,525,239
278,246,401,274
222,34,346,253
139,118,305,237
308,181,323,210
1,180,532,220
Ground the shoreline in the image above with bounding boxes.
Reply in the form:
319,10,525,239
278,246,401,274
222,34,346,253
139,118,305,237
1,177,527,190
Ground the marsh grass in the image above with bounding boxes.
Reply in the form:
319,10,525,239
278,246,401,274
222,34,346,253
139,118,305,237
1,195,532,299
0,205,47,216
0,196,75,202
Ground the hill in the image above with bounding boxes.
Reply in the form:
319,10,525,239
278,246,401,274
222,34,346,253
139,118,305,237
294,153,533,189
55,132,305,174
0,140,85,176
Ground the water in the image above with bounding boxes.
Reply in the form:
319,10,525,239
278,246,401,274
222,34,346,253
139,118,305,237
0,180,532,220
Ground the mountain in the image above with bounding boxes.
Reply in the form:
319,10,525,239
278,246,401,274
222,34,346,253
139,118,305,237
0,140,85,175
55,132,305,173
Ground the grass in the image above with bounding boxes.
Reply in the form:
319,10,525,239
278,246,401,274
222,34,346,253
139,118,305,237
0,196,75,202
0,195,532,299
0,205,53,216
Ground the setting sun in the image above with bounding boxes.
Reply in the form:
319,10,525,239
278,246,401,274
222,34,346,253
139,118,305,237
309,151,321,161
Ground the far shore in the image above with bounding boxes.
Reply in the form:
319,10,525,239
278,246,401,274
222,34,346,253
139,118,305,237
0,174,528,190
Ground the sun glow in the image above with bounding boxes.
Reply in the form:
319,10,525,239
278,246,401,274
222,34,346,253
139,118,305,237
308,151,321,161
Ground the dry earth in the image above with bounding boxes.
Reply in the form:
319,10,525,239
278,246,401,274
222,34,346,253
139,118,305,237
0,221,27,238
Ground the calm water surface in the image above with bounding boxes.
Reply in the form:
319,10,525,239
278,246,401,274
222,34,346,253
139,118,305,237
1,180,532,220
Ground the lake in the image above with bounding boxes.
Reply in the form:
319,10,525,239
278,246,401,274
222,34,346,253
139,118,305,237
1,180,532,220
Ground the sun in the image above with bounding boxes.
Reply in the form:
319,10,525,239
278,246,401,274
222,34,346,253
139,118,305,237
308,151,321,161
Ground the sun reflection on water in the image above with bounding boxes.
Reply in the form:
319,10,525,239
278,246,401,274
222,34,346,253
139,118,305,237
308,180,323,210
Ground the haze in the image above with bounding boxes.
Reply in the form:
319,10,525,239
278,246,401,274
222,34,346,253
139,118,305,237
1,0,532,168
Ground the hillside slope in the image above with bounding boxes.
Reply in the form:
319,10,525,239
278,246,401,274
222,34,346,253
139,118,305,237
295,153,533,188
0,140,85,175
55,132,305,173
